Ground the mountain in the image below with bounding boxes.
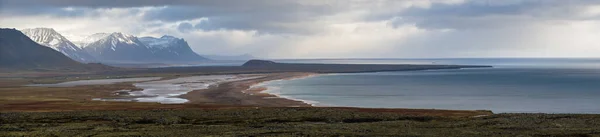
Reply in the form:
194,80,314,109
75,33,110,48
242,60,277,67
0,28,111,70
83,33,208,63
138,35,208,62
21,28,96,63
82,32,156,63
203,54,255,61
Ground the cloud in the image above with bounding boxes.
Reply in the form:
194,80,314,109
396,0,600,30
2,0,600,58
0,0,451,34
177,22,193,33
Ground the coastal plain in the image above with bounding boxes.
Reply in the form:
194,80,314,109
2,62,600,136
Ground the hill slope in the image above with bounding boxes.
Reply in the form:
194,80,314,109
21,28,96,63
0,28,111,71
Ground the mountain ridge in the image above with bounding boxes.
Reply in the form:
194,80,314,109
83,32,154,63
82,32,208,63
138,35,208,62
0,28,112,71
21,28,96,63
75,33,110,48
20,28,209,64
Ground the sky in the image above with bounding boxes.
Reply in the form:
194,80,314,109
2,0,600,58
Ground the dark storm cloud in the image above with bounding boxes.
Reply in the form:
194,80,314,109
0,5,87,17
0,3,143,18
0,0,336,34
5,0,600,33
0,0,166,15
141,3,335,34
394,0,600,30
177,22,193,33
406,1,532,17
0,0,214,8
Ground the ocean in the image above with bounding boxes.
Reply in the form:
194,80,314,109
260,58,600,113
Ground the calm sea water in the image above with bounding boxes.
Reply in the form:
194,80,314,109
262,58,600,113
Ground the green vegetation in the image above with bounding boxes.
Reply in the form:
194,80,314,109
2,108,599,136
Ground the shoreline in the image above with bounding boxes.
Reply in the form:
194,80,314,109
20,73,323,107
95,75,264,104
243,73,322,106
180,72,318,107
1,71,496,117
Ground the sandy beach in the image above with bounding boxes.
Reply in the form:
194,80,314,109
180,72,317,107
20,72,319,107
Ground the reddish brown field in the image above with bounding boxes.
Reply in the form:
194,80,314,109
0,72,492,117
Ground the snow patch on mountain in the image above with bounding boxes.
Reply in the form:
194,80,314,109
82,32,154,63
75,33,110,48
139,35,182,49
109,32,139,45
22,28,70,47
21,28,96,63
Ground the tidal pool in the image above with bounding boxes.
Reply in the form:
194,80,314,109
97,75,264,104
29,75,264,104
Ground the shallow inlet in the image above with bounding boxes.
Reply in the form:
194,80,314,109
96,75,265,104
27,75,265,104
125,75,237,103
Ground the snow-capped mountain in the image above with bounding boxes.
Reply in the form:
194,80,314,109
20,29,210,64
21,28,96,63
83,32,155,63
139,35,180,49
139,35,208,61
74,33,111,48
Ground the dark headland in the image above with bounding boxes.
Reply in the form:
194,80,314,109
100,59,491,76
241,59,491,73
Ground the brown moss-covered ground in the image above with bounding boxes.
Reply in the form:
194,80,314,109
1,108,599,137
1,71,600,136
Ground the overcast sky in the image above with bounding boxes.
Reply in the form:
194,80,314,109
2,0,600,58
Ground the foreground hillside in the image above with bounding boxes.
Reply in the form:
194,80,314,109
1,108,599,136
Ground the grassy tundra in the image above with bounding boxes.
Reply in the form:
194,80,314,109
1,108,600,136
